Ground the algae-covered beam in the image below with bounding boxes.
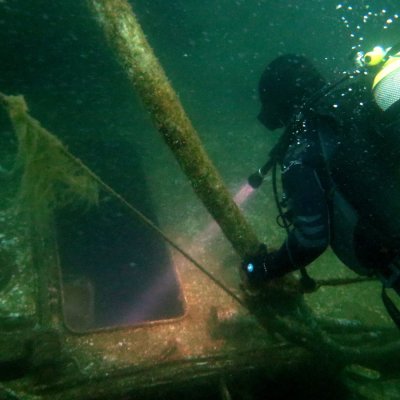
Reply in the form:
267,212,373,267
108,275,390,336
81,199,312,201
86,0,260,258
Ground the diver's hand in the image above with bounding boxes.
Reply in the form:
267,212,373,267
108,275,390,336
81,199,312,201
240,244,282,289
241,244,268,287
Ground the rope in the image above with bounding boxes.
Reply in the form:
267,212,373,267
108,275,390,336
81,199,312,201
52,149,400,360
58,147,248,308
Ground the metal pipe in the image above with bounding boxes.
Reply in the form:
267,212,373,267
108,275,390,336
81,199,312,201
86,0,260,258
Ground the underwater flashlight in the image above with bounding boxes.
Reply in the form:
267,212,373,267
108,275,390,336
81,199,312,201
248,158,275,189
248,169,265,189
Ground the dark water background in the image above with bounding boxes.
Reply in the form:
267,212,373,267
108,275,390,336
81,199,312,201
0,0,400,330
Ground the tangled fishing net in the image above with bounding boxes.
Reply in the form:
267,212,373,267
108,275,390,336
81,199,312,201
0,93,98,220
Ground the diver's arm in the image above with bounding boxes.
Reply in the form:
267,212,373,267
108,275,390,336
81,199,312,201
242,163,329,285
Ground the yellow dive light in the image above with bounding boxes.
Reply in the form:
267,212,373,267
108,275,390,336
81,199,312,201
363,46,387,66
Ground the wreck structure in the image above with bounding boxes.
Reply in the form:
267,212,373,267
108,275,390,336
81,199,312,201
0,1,399,399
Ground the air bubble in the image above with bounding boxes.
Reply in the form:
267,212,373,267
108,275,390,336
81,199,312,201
337,4,399,50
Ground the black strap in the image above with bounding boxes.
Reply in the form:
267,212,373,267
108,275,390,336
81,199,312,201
381,286,400,330
271,159,317,292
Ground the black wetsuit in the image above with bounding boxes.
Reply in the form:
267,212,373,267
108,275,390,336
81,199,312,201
271,78,400,285
244,63,400,327
270,114,334,275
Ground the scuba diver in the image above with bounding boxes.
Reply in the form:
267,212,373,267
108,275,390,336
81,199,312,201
241,47,400,327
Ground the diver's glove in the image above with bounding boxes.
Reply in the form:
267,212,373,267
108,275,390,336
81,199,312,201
240,244,283,288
